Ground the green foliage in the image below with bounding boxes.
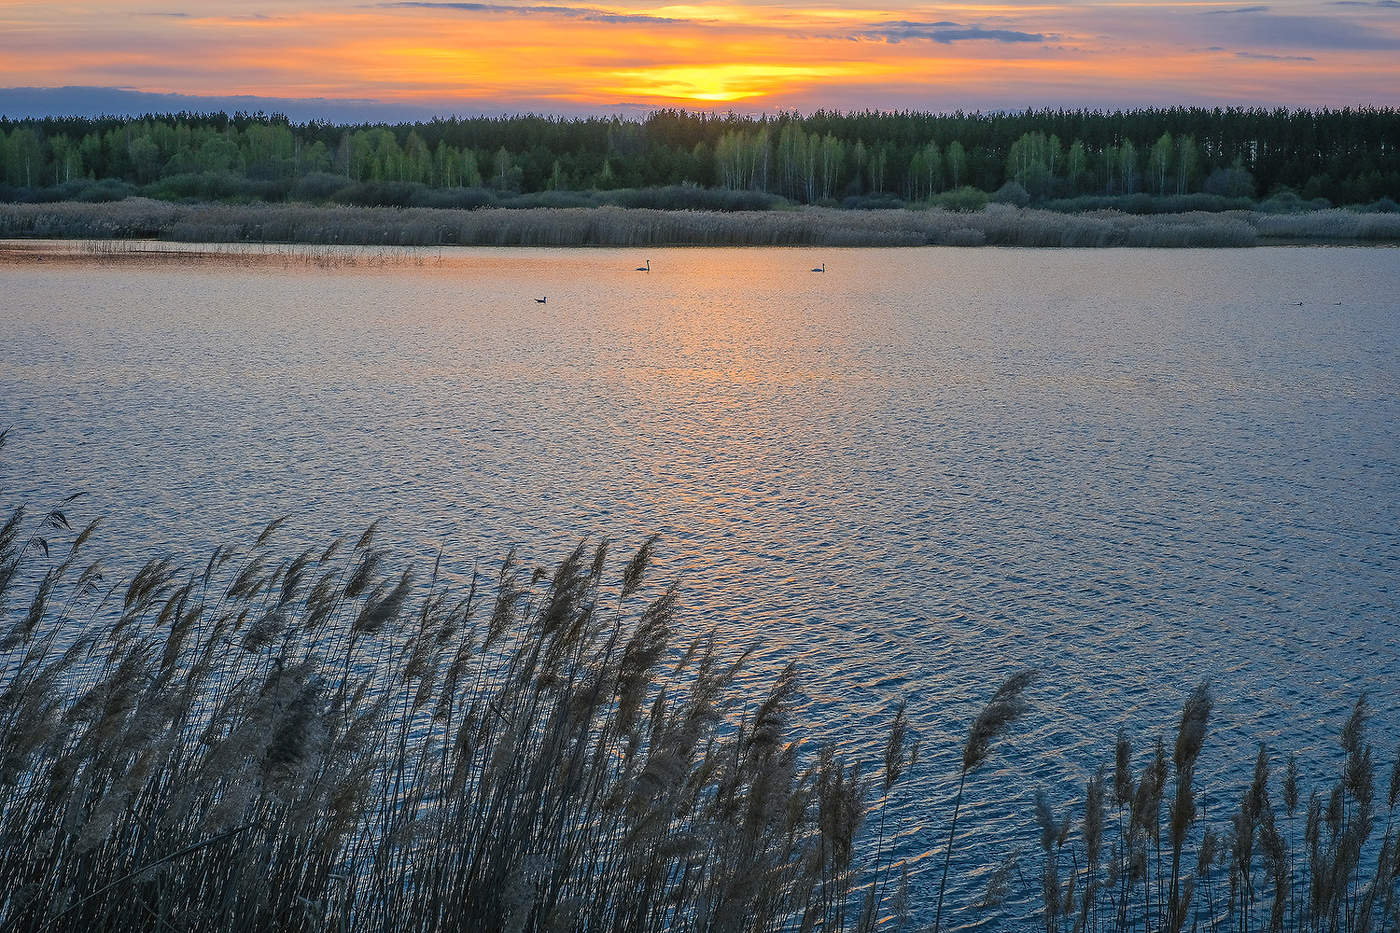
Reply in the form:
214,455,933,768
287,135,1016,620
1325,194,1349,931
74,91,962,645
992,181,1032,208
291,171,351,202
1,107,1395,210
1005,131,1059,198
1041,192,1254,214
908,141,943,200
1256,190,1332,214
142,172,287,202
934,186,990,212
1204,162,1257,199
946,140,968,190
1,127,44,187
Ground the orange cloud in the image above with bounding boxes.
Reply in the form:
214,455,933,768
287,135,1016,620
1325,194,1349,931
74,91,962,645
0,0,1397,110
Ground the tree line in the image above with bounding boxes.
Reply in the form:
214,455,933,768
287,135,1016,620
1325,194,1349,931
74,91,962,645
1,107,1397,208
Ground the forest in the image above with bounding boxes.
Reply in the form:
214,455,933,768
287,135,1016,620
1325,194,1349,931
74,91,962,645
1,107,1398,212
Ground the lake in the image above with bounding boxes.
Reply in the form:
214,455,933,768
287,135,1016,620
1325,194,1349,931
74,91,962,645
1,241,1397,925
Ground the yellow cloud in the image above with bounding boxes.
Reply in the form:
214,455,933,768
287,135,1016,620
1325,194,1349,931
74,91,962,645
2,0,1396,110
600,61,896,102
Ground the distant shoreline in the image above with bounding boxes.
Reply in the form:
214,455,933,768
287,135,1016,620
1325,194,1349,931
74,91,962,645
2,199,1398,249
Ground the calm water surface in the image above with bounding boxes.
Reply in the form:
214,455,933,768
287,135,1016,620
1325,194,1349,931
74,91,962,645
2,242,1398,925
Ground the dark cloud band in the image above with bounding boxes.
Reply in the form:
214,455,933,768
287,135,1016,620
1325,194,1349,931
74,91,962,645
853,21,1046,43
384,1,691,25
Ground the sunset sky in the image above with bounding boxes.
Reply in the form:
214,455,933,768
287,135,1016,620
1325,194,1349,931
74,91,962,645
1,0,1397,117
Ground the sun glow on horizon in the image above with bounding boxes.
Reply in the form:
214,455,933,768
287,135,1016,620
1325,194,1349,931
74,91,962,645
599,62,889,103
0,0,1397,111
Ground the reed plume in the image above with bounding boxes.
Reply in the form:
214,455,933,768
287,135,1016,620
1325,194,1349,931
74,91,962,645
933,669,1039,933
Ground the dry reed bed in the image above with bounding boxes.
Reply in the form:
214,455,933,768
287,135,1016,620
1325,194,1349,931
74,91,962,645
0,198,1310,248
2,431,1399,932
0,240,441,269
1248,209,1400,241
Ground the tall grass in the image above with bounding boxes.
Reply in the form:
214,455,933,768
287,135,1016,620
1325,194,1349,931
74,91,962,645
0,199,1272,248
1019,686,1400,933
0,435,929,932
3,433,1399,931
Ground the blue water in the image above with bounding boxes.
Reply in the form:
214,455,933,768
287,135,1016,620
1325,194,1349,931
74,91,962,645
1,241,1397,925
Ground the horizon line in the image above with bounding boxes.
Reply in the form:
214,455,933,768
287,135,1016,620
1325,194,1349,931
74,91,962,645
4,86,1399,127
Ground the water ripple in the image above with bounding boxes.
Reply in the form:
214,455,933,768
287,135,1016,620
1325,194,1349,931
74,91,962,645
1,244,1398,927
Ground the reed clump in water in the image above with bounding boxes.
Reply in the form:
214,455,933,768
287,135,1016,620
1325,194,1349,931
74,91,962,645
1018,685,1400,933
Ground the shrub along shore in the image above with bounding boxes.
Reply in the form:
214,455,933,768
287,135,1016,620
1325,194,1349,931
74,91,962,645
3,430,1400,931
2,198,1399,249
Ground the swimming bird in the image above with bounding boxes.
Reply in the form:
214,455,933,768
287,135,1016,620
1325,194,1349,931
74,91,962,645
811,262,825,272
636,259,650,272
535,297,547,304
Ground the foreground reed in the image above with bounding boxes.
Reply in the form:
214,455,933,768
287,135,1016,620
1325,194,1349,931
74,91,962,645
2,433,1397,931
1011,686,1400,933
0,434,930,932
